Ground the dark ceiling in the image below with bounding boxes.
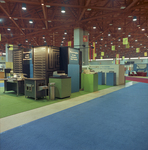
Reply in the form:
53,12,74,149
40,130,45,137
0,0,148,58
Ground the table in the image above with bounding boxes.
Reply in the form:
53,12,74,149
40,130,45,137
4,79,24,96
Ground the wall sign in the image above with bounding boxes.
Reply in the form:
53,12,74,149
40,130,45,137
69,48,79,64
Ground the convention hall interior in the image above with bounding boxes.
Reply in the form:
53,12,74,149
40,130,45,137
0,0,148,150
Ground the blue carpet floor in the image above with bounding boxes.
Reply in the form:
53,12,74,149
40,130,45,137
1,83,148,150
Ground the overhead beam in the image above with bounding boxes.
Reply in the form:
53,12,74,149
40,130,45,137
126,0,139,9
41,0,48,29
79,0,91,21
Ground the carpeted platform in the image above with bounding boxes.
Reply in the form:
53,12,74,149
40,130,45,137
0,85,112,118
1,83,148,150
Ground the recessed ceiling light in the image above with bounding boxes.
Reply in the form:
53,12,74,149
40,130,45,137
140,44,142,45
128,16,132,18
42,27,45,29
7,28,11,31
22,28,25,30
122,32,125,34
131,46,133,48
41,3,44,6
0,0,5,3
128,34,131,37
118,45,120,47
95,41,97,44
93,26,96,29
105,44,107,47
87,8,91,11
0,18,3,22
46,5,51,7
144,46,146,48
108,33,111,36
141,28,145,31
118,38,121,41
48,20,52,22
135,39,138,42
137,25,140,27
109,24,113,26
14,18,18,20
120,6,126,9
101,37,103,40
26,39,28,42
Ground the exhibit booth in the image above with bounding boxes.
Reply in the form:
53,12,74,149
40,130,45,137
82,65,125,86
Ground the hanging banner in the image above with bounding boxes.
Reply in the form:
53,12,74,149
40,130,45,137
101,52,104,56
89,46,91,60
136,48,140,53
115,54,120,64
144,52,147,56
126,42,130,48
0,34,1,41
100,57,103,59
112,45,115,51
66,41,73,47
94,53,97,57
122,56,125,59
83,35,88,42
123,37,128,45
93,42,96,60
9,44,13,50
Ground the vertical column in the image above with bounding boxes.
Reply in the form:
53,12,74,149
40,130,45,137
74,28,89,65
5,43,13,62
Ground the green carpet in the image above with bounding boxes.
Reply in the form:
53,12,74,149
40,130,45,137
0,84,113,118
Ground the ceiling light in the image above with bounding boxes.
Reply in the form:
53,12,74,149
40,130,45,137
7,28,11,31
137,25,140,27
95,41,97,44
0,1,5,3
131,46,133,48
63,36,65,39
93,26,96,29
87,8,91,11
122,32,125,34
128,16,132,18
108,33,111,36
133,16,137,21
44,40,46,43
141,28,145,31
29,20,33,24
118,45,120,47
62,40,64,43
128,34,131,37
140,44,142,45
118,27,121,30
22,3,27,10
22,28,25,30
111,41,113,44
48,20,52,22
61,7,65,13
109,24,113,26
135,39,138,42
42,35,45,39
118,38,121,41
105,44,107,47
0,18,3,22
41,3,44,6
64,30,67,34
120,6,126,9
26,39,28,42
9,17,11,19
14,18,18,20
42,27,45,29
101,37,103,40
46,5,51,7
144,46,146,48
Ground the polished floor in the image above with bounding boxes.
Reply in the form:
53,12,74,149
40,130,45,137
0,81,136,133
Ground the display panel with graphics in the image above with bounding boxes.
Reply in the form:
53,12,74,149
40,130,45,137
69,48,79,64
